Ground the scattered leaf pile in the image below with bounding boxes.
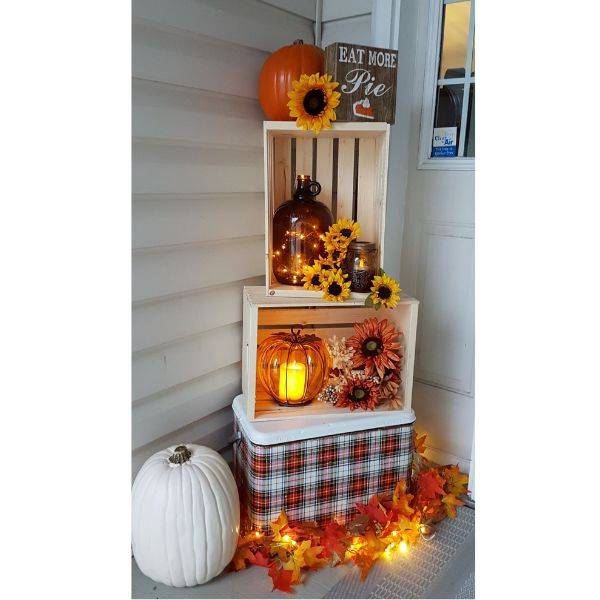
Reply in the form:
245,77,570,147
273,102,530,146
230,433,469,592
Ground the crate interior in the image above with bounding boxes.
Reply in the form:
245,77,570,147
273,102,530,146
253,303,413,420
266,125,389,294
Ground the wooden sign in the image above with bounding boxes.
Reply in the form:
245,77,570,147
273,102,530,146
324,42,398,124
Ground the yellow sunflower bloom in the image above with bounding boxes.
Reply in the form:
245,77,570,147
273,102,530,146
313,256,336,275
322,231,349,263
329,218,361,243
301,263,324,291
322,269,351,302
370,274,401,309
287,73,341,134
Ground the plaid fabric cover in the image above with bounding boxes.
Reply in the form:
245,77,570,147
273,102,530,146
233,418,414,533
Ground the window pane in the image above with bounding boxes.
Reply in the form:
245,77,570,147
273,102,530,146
431,83,463,157
438,1,471,79
465,84,475,157
470,35,475,77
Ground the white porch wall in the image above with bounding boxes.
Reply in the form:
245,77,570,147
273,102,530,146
131,0,314,476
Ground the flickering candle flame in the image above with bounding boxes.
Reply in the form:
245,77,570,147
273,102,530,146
358,256,366,269
278,361,306,401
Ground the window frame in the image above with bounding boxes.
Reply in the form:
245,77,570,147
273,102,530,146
418,0,475,171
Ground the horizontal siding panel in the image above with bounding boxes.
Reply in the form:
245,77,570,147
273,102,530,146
322,0,372,22
133,322,242,401
132,406,234,478
132,235,264,302
322,14,372,47
132,20,265,98
132,192,264,249
132,140,263,195
133,276,263,352
132,362,241,448
132,0,313,53
132,79,263,148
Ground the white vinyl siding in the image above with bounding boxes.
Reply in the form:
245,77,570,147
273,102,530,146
132,0,314,475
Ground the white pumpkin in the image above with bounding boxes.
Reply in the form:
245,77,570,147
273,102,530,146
132,443,240,587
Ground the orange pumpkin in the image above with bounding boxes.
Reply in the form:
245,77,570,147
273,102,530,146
258,39,324,121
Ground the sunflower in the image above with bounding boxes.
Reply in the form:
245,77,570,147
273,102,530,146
346,317,402,378
287,73,341,134
323,231,349,263
314,256,336,274
336,375,379,411
370,274,401,309
329,218,361,244
322,268,351,302
301,263,324,291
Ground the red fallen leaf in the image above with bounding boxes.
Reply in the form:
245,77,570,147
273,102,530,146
248,550,271,567
356,495,388,525
416,469,446,500
321,522,348,557
268,564,295,593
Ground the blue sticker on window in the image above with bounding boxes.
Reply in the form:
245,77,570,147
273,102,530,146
432,126,457,157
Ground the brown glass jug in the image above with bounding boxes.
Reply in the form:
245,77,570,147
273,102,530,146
272,175,333,286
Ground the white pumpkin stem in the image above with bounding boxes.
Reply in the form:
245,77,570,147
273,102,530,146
169,445,192,464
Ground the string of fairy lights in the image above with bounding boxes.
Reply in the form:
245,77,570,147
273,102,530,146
273,224,324,284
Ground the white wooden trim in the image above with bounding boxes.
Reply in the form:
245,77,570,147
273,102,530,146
417,0,475,170
371,0,401,50
457,0,475,156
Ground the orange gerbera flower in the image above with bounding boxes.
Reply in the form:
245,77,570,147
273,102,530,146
336,375,379,411
346,317,402,378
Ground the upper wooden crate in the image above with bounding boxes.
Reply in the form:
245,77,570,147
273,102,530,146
263,121,390,298
242,286,419,422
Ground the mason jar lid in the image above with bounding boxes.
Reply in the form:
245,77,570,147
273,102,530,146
347,241,377,252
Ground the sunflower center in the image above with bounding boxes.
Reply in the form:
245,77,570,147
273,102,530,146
351,387,368,401
362,337,382,356
303,88,327,116
377,285,392,299
328,282,342,296
340,228,352,237
311,274,320,285
321,263,332,271
331,250,341,261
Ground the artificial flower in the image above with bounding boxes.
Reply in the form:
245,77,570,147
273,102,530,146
377,368,402,408
329,218,361,244
322,268,351,302
287,73,341,134
336,374,379,411
347,317,402,378
370,274,401,309
325,335,355,372
302,263,324,291
314,255,336,274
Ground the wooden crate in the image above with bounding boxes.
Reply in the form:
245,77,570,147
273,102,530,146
263,121,390,298
242,286,418,422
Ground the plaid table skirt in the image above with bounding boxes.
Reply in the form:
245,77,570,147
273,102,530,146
233,417,414,533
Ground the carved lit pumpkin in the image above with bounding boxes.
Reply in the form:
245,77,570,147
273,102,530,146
258,39,324,120
132,444,240,587
258,327,329,405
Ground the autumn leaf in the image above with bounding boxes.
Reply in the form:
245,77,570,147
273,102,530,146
414,431,427,455
391,480,415,518
231,545,253,571
353,551,376,581
417,469,446,500
442,493,464,518
322,522,348,558
442,465,469,497
346,514,371,536
268,564,295,593
271,510,289,541
248,550,271,567
303,545,327,570
283,539,311,582
356,495,388,525
238,530,265,546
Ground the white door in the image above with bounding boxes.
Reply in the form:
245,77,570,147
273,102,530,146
384,0,475,477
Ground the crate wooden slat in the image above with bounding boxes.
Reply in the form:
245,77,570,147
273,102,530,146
242,286,418,422
263,121,390,298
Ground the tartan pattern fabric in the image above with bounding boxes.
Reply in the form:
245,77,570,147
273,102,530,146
233,418,414,533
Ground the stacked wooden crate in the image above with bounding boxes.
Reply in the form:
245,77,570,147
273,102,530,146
235,121,419,533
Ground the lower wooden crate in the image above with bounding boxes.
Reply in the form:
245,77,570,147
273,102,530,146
242,286,419,421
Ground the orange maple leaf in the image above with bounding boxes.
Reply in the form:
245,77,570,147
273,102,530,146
303,545,327,570
248,550,271,567
231,545,253,571
283,539,311,583
442,465,469,497
322,522,348,558
391,480,415,518
268,564,295,593
414,431,427,455
271,510,289,541
417,469,446,500
353,550,376,581
442,493,464,518
356,495,388,525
